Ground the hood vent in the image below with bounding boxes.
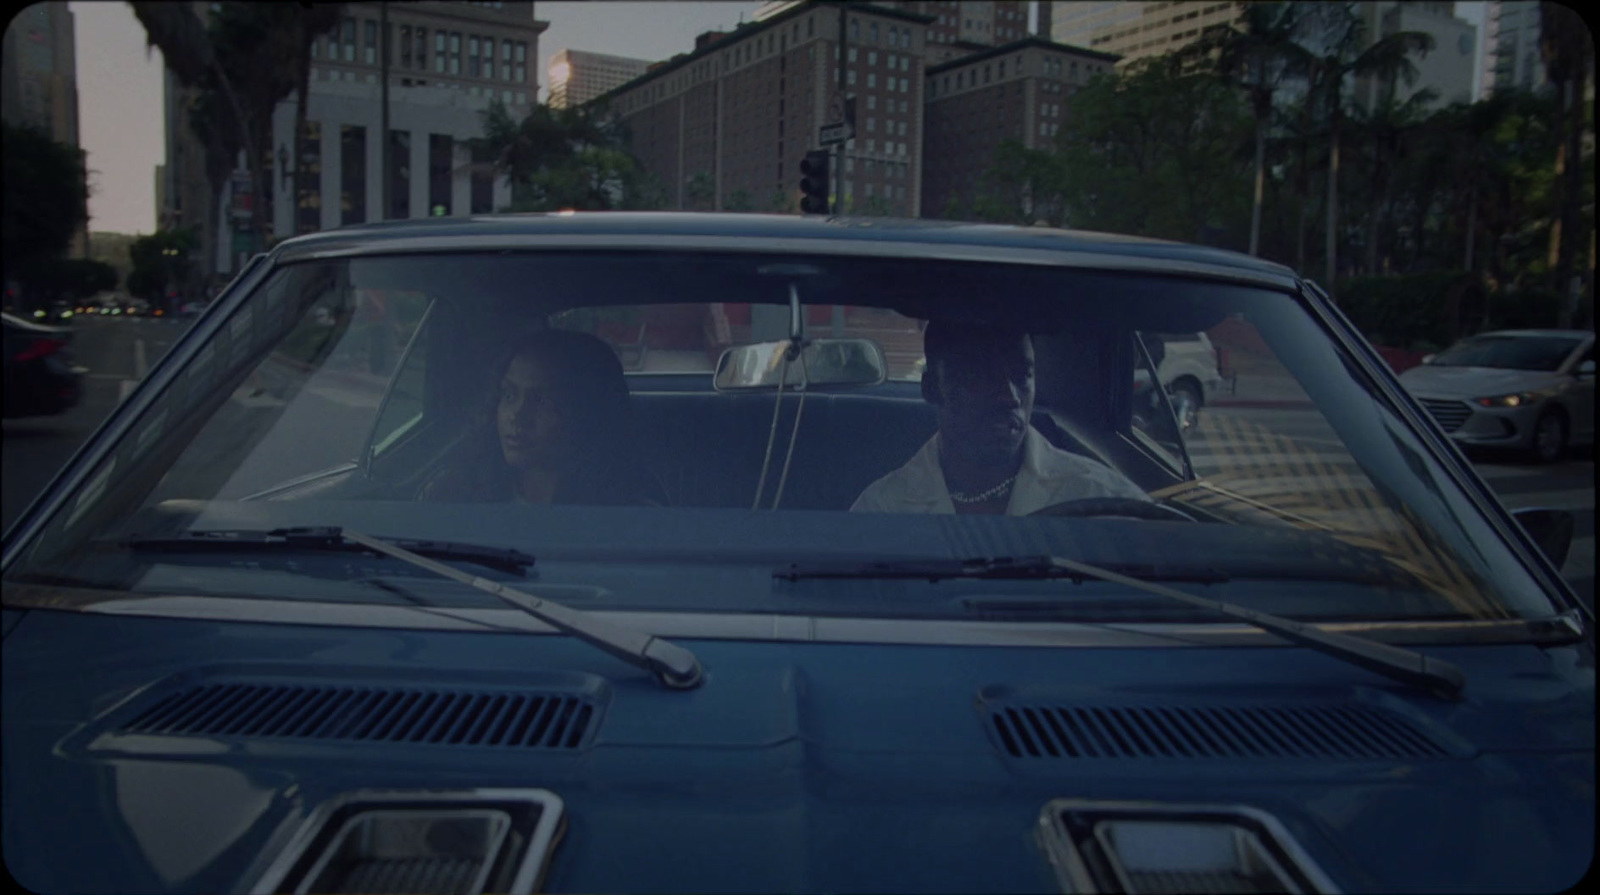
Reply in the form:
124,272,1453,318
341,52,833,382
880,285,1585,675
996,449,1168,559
121,683,598,750
991,702,1451,760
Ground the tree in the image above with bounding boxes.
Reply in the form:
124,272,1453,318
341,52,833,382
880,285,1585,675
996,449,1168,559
1538,2,1595,325
23,258,119,304
1184,1,1315,256
1056,55,1253,244
1349,86,1437,274
128,229,199,308
471,101,663,211
685,170,715,210
974,139,1068,226
1299,3,1435,292
2,123,89,274
130,2,341,262
725,189,755,213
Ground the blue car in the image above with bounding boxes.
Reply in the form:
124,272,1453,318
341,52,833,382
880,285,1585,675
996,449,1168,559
2,214,1591,893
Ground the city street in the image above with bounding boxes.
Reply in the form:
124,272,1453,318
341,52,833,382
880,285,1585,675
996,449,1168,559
4,315,1594,610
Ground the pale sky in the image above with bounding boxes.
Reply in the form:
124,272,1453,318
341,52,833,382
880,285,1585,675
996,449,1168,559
71,1,762,236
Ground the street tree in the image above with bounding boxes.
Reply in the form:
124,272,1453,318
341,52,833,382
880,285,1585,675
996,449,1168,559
1538,1,1595,324
2,123,89,277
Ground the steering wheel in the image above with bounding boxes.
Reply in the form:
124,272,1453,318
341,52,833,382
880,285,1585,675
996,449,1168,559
1028,497,1197,522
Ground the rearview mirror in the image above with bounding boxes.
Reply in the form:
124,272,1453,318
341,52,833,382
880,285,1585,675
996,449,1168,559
1512,507,1574,569
714,338,887,391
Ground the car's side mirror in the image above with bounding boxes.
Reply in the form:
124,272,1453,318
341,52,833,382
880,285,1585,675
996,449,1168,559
1512,507,1574,568
714,338,887,391
1576,359,1595,378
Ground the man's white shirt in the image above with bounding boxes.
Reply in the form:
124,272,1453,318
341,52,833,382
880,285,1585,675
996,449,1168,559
850,425,1150,514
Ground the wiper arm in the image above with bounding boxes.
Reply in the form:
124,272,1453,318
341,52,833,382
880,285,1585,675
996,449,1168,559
126,526,537,577
339,529,702,690
779,555,1465,701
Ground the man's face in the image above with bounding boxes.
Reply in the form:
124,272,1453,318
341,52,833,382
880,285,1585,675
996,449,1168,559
497,353,576,472
932,332,1035,466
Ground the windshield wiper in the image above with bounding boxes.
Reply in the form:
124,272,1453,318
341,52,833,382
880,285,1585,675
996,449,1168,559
125,527,702,690
780,556,1233,585
127,526,537,577
338,529,702,690
778,555,1466,701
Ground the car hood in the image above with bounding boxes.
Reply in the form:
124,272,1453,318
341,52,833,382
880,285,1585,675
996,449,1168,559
1,597,1592,894
1398,365,1562,400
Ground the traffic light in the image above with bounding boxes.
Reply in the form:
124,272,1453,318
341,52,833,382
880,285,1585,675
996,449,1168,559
799,150,830,214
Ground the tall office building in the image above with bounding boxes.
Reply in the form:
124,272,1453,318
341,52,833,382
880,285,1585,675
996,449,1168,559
548,49,650,109
1050,1,1242,65
605,1,934,216
1481,0,1547,100
3,1,87,256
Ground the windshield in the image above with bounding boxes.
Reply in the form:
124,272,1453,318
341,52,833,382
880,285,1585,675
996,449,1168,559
5,250,1557,628
1430,335,1582,371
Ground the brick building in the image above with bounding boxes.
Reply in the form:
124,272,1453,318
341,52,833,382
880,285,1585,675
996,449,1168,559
922,37,1117,217
603,1,935,215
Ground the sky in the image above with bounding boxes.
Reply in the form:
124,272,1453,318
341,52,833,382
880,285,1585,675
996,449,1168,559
69,1,1485,237
70,1,762,236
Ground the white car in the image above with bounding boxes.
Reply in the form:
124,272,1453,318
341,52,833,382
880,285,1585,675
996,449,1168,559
1399,329,1596,463
1136,331,1225,430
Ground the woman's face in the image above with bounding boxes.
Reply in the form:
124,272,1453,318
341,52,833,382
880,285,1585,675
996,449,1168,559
496,352,577,472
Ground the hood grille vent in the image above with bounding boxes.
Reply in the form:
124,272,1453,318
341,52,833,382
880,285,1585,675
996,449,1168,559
121,683,597,749
992,702,1448,760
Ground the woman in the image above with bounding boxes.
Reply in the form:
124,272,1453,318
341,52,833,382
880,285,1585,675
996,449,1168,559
420,328,665,506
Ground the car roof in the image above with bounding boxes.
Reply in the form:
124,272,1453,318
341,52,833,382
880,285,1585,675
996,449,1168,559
266,212,1302,288
1471,329,1593,340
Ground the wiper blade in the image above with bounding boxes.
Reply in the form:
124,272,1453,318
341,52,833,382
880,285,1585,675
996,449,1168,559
779,555,1465,701
126,526,536,577
338,529,702,691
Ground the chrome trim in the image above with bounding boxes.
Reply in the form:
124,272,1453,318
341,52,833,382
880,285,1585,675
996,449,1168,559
1,584,1583,649
245,788,563,895
1036,799,1342,894
273,233,1302,291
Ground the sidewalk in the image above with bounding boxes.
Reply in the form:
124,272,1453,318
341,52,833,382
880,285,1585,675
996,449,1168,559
1210,350,1313,410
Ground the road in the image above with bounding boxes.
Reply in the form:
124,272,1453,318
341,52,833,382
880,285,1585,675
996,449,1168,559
4,317,1595,609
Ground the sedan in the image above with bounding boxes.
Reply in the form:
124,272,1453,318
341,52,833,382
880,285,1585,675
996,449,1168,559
1,311,86,418
1399,329,1596,463
1,214,1590,894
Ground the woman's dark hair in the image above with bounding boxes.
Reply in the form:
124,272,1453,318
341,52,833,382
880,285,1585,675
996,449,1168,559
421,328,662,505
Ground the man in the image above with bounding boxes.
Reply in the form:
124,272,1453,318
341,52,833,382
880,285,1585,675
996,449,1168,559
851,321,1149,515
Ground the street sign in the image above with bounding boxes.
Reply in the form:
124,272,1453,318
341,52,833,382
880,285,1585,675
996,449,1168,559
819,94,855,147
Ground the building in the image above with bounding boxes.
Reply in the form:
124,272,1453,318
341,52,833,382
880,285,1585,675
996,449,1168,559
1353,2,1476,112
162,1,546,285
1050,1,1242,68
922,37,1117,217
890,1,1032,50
1481,0,1547,100
603,1,935,216
3,1,87,256
548,49,650,109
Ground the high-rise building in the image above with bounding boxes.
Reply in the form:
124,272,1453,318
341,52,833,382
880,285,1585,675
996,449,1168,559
1050,1,1241,66
1481,0,1547,100
3,1,87,256
548,49,650,109
1353,1,1476,112
922,38,1117,217
887,2,1031,55
159,1,546,286
603,1,935,216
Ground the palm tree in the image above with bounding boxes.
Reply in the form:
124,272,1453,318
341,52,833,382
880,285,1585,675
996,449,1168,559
1538,1,1594,325
1301,3,1434,292
1184,2,1314,257
1350,86,1436,275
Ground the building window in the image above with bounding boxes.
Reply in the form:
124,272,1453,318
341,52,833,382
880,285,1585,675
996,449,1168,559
364,20,377,64
869,50,877,66
867,95,876,110
900,77,908,92
435,32,445,72
469,36,480,77
870,22,879,43
502,39,512,79
429,134,453,216
342,17,356,61
868,73,876,88
867,116,875,132
848,70,856,85
340,124,366,225
900,99,907,113
849,47,857,62
296,120,322,234
389,129,410,219
484,45,494,80
450,32,461,74
400,25,412,67
850,18,858,40
515,42,526,82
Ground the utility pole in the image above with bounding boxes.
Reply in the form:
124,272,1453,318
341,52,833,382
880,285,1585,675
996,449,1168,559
380,1,391,220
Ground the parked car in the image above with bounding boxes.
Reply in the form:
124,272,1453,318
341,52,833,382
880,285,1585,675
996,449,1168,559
1133,331,1226,430
1399,329,1595,463
1,311,85,418
1,214,1591,894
